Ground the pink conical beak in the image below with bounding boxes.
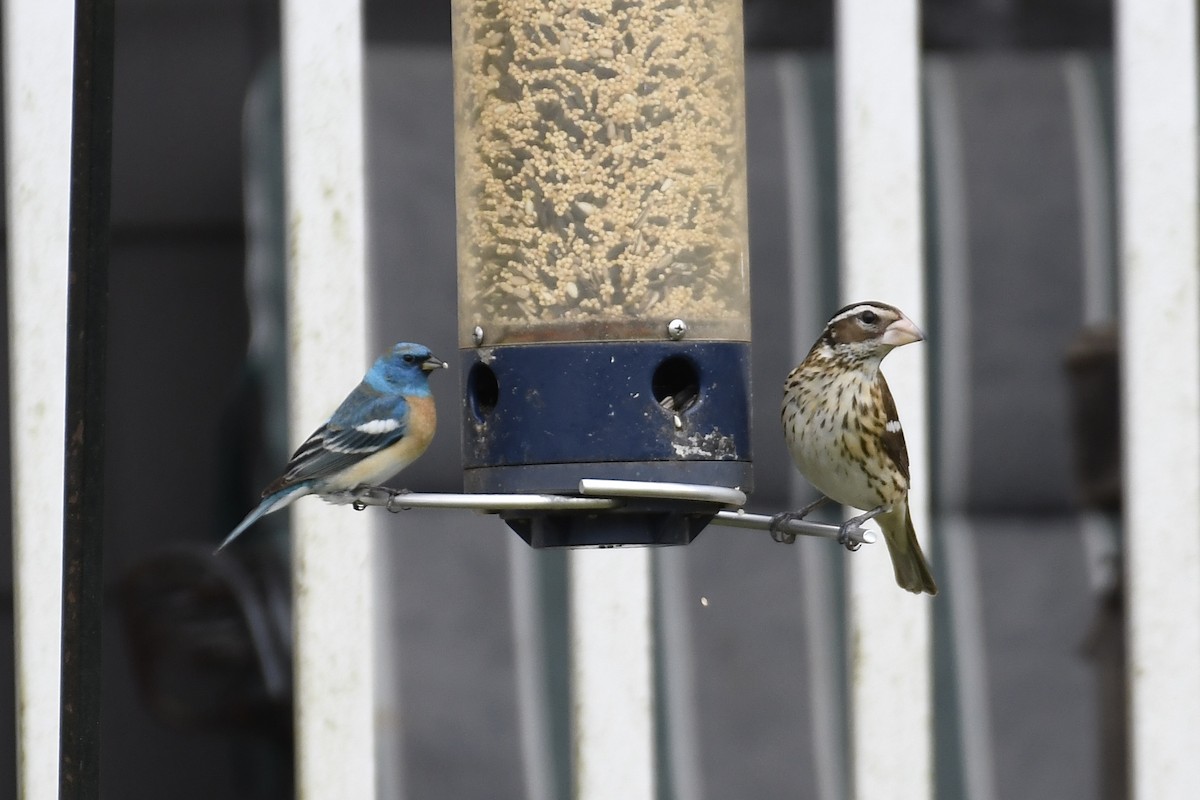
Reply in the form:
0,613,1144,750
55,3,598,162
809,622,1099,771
880,315,925,347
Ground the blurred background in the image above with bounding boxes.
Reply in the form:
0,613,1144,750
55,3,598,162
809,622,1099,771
0,0,1121,797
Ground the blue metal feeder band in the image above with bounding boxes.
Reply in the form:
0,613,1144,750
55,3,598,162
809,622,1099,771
461,340,753,494
461,340,752,546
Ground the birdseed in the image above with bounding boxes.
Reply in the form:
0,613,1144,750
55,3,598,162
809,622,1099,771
451,0,751,344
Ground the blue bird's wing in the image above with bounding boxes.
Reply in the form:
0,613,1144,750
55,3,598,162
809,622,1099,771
263,387,410,494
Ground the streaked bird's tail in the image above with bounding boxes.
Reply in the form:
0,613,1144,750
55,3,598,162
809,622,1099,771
882,504,938,596
216,483,311,553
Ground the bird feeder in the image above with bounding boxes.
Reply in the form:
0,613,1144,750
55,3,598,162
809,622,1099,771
451,0,752,546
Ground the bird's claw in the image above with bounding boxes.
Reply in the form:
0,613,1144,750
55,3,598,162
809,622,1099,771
836,520,865,552
348,484,386,510
768,496,830,544
342,485,409,512
384,488,413,513
835,504,888,551
769,512,800,544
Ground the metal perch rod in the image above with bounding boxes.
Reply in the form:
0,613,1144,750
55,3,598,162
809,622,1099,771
711,509,876,545
328,480,876,547
326,486,620,512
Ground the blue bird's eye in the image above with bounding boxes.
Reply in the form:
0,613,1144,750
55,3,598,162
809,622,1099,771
402,354,416,363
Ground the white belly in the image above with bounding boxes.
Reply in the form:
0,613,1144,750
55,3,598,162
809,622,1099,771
789,428,884,510
782,372,897,512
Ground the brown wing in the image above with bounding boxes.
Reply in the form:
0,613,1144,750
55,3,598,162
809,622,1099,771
876,373,910,483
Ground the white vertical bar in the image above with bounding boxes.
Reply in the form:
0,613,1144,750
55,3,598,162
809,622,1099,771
1116,2,1200,798
3,1,73,797
836,2,933,800
569,548,655,800
282,0,375,798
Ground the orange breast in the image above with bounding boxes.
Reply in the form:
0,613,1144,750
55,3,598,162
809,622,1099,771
333,395,438,489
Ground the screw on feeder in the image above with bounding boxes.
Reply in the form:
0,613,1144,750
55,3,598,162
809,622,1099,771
666,319,688,341
472,326,485,346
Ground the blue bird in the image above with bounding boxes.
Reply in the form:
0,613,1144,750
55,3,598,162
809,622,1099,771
218,342,448,552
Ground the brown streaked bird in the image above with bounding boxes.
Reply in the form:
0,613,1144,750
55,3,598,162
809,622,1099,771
773,301,937,595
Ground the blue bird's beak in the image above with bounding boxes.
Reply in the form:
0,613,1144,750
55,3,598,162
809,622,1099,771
422,356,449,372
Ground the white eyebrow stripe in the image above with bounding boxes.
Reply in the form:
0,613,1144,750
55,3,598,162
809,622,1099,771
828,304,882,325
356,418,402,435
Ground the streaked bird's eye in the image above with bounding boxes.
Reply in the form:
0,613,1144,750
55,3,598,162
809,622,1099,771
859,310,878,324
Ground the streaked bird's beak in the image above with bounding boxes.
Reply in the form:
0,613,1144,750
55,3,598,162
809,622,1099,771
422,356,449,372
880,316,925,347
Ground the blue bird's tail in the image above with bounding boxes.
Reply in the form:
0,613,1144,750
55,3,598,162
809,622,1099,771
216,483,311,553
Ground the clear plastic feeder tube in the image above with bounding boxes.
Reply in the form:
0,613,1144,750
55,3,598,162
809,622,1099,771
452,0,751,345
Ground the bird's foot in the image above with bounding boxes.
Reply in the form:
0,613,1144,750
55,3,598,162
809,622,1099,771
836,519,865,551
322,488,367,507
333,484,403,511
383,487,413,513
768,496,831,544
348,484,385,510
835,504,888,552
769,512,801,544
